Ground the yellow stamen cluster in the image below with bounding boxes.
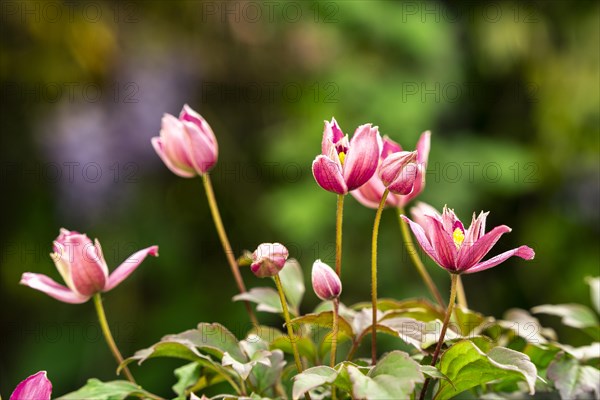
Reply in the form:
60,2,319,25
452,227,465,249
338,151,346,166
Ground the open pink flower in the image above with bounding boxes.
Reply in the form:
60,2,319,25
312,118,381,195
401,204,535,274
351,131,430,208
20,228,158,304
10,371,52,400
251,243,289,278
152,104,218,177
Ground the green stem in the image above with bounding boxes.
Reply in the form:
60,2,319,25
397,208,445,308
419,274,459,400
330,298,339,367
201,174,259,327
371,188,389,364
93,294,136,384
456,275,468,309
273,275,312,400
335,194,344,277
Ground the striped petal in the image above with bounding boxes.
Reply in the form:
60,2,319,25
105,245,159,291
401,215,445,269
10,371,52,400
463,246,535,274
457,225,512,270
312,155,348,194
343,124,380,190
20,273,89,304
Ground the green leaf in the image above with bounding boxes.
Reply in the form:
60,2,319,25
293,366,338,400
421,365,452,385
233,287,291,315
378,317,461,349
547,352,600,399
178,323,246,361
291,311,354,338
532,304,599,329
434,340,537,400
452,307,490,336
173,363,202,397
352,298,444,321
586,276,600,315
271,335,317,362
279,259,305,315
348,351,424,399
57,379,155,400
501,308,556,344
250,349,286,395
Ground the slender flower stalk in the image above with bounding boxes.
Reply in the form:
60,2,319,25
370,188,390,364
273,275,303,372
330,298,340,367
201,174,258,327
335,195,344,277
93,294,136,383
396,208,445,308
419,274,459,400
456,275,468,309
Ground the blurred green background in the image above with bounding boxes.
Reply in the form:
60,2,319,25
1,0,598,397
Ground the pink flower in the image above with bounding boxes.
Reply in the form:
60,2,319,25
9,371,52,400
251,243,289,278
401,204,535,274
152,104,218,177
351,131,431,208
312,118,381,195
311,260,342,301
20,228,159,304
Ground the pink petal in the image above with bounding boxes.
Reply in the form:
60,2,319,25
10,371,52,400
68,236,108,296
415,130,431,164
182,120,218,174
179,104,217,148
105,246,159,291
312,155,348,194
463,246,535,274
400,216,446,269
151,137,196,178
381,136,403,159
462,211,489,249
343,124,381,190
427,216,459,271
379,151,417,187
311,260,342,300
441,206,461,234
399,162,425,205
457,225,512,271
161,114,196,172
321,118,344,155
20,273,89,304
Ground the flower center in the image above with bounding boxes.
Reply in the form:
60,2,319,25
452,227,465,249
338,151,346,166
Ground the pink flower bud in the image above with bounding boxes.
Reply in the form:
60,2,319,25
379,151,418,195
152,104,218,177
311,260,342,301
250,243,289,278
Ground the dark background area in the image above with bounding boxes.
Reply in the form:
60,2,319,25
1,0,598,397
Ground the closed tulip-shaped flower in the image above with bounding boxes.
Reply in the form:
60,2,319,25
352,131,430,208
311,260,342,301
21,229,158,303
250,243,289,278
312,118,381,194
402,204,535,274
9,371,52,400
152,104,218,177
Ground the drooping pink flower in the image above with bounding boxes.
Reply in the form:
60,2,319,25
20,228,158,304
311,260,342,301
152,104,218,177
312,118,381,195
351,131,431,208
251,243,289,278
9,371,52,400
401,204,535,274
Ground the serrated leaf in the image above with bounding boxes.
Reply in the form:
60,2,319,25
347,351,424,399
585,276,600,315
233,287,294,315
291,311,354,338
173,363,202,397
292,366,338,400
532,304,600,333
57,379,154,400
279,259,305,315
547,352,600,400
434,340,537,400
